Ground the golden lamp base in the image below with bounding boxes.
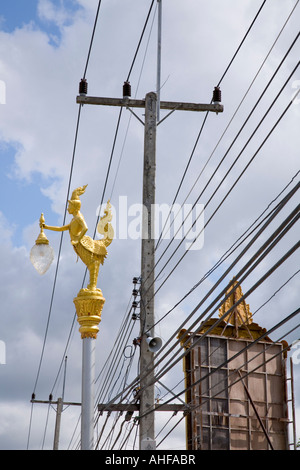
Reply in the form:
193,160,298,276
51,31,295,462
73,288,105,339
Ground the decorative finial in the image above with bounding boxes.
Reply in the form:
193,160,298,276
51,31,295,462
69,184,88,201
219,279,252,326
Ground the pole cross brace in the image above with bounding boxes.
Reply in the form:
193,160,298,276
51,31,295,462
76,95,223,114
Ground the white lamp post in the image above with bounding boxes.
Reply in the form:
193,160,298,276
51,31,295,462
30,189,114,450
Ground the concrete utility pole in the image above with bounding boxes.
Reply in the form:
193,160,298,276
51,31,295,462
156,0,162,121
77,88,223,449
139,91,157,449
30,397,82,448
53,397,63,450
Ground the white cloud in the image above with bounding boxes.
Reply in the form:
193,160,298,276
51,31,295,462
38,0,77,28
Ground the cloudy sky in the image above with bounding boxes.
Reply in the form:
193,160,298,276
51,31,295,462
0,0,299,450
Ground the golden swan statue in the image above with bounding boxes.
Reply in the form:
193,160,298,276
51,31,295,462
41,184,114,291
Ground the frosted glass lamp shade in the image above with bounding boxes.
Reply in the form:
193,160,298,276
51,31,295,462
30,242,54,275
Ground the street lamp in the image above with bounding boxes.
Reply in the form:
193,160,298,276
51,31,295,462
30,186,114,450
30,213,54,275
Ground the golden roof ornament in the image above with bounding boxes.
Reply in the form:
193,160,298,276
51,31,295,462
219,279,253,326
179,278,275,343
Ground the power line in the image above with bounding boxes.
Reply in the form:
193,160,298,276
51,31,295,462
155,0,298,252
27,1,106,449
95,296,133,384
65,295,139,449
82,0,103,79
109,2,158,201
145,245,299,409
152,74,299,298
97,315,137,405
46,2,158,449
92,191,299,446
35,0,157,401
93,0,157,215
95,293,300,449
217,0,268,87
105,304,300,449
156,29,299,249
155,53,299,268
28,1,299,450
191,271,300,377
153,209,300,381
186,323,300,421
30,103,83,398
154,267,300,418
40,4,294,407
93,134,299,450
108,99,298,398
148,172,300,334
85,0,298,448
135,23,300,352
140,300,300,423
99,200,299,414
155,0,270,249
157,330,298,448
126,1,155,82
29,0,109,406
146,204,300,396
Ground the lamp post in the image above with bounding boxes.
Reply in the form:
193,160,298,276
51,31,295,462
30,186,114,450
73,284,105,450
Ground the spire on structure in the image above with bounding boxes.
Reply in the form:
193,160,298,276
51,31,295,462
219,279,252,327
178,277,275,344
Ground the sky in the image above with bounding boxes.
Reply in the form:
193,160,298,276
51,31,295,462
0,0,299,451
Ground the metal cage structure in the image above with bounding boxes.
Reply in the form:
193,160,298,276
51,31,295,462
181,281,291,451
183,333,289,450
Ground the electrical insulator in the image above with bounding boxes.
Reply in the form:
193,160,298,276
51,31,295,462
133,277,138,285
125,410,134,422
79,78,88,95
132,301,138,309
31,393,35,400
132,313,137,320
49,394,53,401
133,337,141,347
212,86,221,103
132,289,138,297
123,81,131,98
